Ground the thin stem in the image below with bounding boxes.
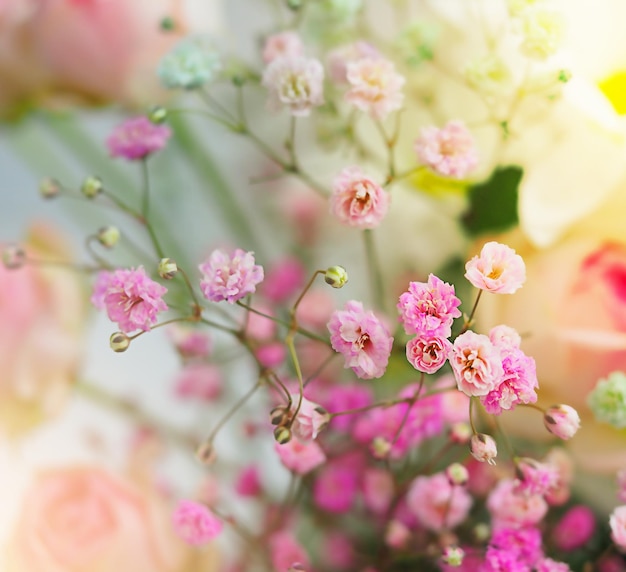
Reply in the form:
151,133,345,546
460,289,483,335
363,229,385,311
141,157,150,220
205,380,262,442
199,316,241,336
85,236,114,270
469,397,478,435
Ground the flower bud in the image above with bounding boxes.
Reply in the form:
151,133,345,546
2,244,26,269
371,436,391,459
470,433,498,465
158,257,178,279
270,405,290,426
286,0,302,10
324,265,348,289
446,462,469,486
288,564,307,572
449,422,472,444
81,176,103,198
544,404,580,440
195,440,216,465
441,546,465,567
474,523,490,542
148,105,168,124
97,226,120,248
39,177,61,199
274,425,292,444
160,16,175,31
109,332,131,353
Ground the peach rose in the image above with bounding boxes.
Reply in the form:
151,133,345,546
3,465,220,572
0,223,85,437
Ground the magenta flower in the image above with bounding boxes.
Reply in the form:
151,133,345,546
450,330,504,397
552,505,595,551
106,116,171,161
275,439,326,475
172,500,222,545
484,527,543,571
397,274,462,338
414,120,478,179
405,334,452,374
330,166,390,229
465,241,526,294
313,457,360,514
92,267,167,333
327,300,393,379
199,248,264,303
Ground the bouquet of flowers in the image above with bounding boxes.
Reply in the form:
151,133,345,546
4,1,626,571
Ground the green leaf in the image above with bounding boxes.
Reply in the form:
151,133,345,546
462,166,522,236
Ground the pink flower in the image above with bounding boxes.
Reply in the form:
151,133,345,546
543,404,581,440
552,505,595,551
362,468,394,515
92,266,167,333
406,472,473,532
106,116,171,160
289,394,330,442
618,469,626,503
465,241,526,294
323,383,373,432
489,324,522,349
168,325,212,359
406,334,452,374
484,527,543,570
330,166,390,229
174,363,222,401
345,57,405,119
275,439,326,475
327,300,393,379
262,31,304,63
198,248,264,304
269,530,310,572
610,505,626,551
245,302,277,340
260,256,306,303
256,342,286,368
385,520,411,549
327,41,380,84
514,458,559,497
535,558,572,572
450,331,504,397
172,499,222,545
262,56,324,116
234,465,262,497
415,120,478,179
313,457,360,513
487,479,548,529
397,274,462,338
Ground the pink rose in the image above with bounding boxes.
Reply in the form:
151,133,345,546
4,466,220,572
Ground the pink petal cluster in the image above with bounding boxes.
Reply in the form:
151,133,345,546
313,455,360,514
465,241,526,294
323,383,373,432
106,116,171,161
262,31,304,64
552,505,595,551
405,334,451,374
174,363,222,401
362,468,394,515
172,500,222,546
406,472,473,532
535,558,572,572
260,256,306,303
610,505,626,551
345,57,405,119
168,325,212,359
289,394,329,442
327,41,380,84
328,300,393,379
330,166,390,229
414,120,478,179
487,479,548,530
91,267,167,333
199,248,264,304
397,274,462,338
450,331,504,397
262,56,325,117
275,439,326,475
483,527,543,572
269,530,310,572
514,458,559,497
234,465,262,497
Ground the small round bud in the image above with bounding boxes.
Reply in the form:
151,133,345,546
195,440,216,465
544,404,580,440
158,257,178,280
441,546,465,567
97,226,120,248
324,265,348,289
449,422,472,444
2,244,26,269
81,176,103,198
39,177,61,199
470,433,498,465
148,106,168,124
231,74,246,87
109,332,131,353
474,523,490,542
269,405,290,426
286,0,302,9
160,16,175,31
558,69,572,83
274,425,292,444
371,436,392,459
446,462,469,486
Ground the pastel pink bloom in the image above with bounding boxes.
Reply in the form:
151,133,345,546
234,465,262,497
487,479,548,529
260,257,306,303
168,325,212,359
328,300,393,379
470,433,498,465
262,56,324,117
362,467,394,515
172,500,222,545
313,458,360,513
535,558,572,572
397,274,462,338
262,31,305,64
323,382,373,432
543,448,574,506
480,346,538,415
406,472,473,532
92,266,167,333
174,363,222,401
450,331,504,397
255,342,286,368
514,458,559,497
415,120,478,179
552,505,595,551
330,166,389,229
465,241,526,294
106,116,171,160
275,438,326,475
269,530,310,572
289,394,330,442
543,404,581,440
385,520,410,549
406,334,452,374
610,505,626,551
345,57,405,119
618,469,626,503
327,41,380,84
199,248,264,304
489,324,522,350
